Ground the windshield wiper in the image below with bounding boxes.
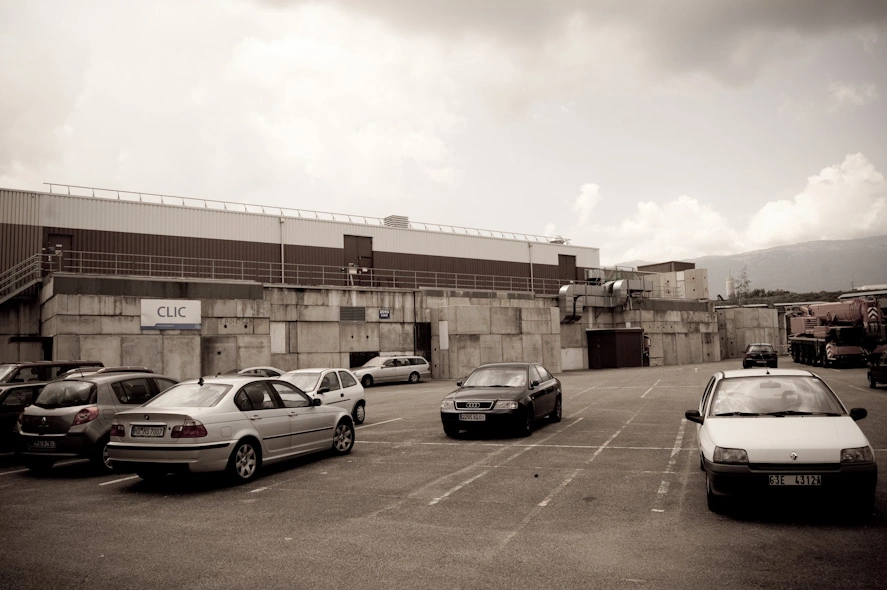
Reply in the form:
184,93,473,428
714,411,760,416
763,411,840,417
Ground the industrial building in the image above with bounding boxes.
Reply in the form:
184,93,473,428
1,185,722,380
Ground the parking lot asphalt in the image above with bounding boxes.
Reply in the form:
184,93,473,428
0,358,885,590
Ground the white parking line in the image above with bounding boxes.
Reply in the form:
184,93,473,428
0,468,28,476
356,418,402,430
651,418,687,513
569,384,603,399
99,475,139,486
356,440,692,451
1,458,88,477
640,379,661,398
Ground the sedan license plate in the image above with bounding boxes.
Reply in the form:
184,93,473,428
769,474,821,486
131,425,165,438
30,439,56,450
459,413,486,422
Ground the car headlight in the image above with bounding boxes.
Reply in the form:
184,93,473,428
440,400,455,410
495,400,518,409
841,446,874,463
713,446,748,464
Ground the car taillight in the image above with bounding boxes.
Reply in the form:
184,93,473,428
171,420,207,438
110,424,125,437
72,406,99,425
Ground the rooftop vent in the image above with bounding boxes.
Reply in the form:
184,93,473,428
548,235,567,244
384,215,410,229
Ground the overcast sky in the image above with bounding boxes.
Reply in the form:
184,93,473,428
2,0,886,265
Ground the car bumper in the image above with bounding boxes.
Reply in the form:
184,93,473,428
743,358,777,367
16,431,101,460
704,458,877,499
107,440,233,473
441,409,522,431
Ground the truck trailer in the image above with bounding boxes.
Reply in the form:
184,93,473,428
788,298,885,367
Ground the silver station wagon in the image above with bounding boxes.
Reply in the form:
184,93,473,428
352,355,430,388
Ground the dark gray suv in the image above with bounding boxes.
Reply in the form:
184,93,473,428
15,368,177,473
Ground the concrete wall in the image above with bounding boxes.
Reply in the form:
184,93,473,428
0,299,42,361
717,307,781,359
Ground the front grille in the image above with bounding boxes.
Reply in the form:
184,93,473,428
455,401,495,410
749,463,840,472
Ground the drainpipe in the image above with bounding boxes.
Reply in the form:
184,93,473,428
528,243,534,293
280,218,285,283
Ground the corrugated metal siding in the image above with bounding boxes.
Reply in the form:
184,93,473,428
0,190,41,270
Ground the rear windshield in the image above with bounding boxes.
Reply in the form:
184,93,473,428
708,376,844,416
34,381,96,408
144,382,231,408
748,345,775,353
283,373,321,391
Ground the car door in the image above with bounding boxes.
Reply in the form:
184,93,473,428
269,381,336,453
317,371,347,410
377,359,400,383
0,385,41,449
237,381,293,457
337,370,361,407
529,365,554,417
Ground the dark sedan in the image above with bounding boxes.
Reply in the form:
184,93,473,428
742,343,778,369
440,362,562,437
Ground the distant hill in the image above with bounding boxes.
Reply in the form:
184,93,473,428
616,235,887,299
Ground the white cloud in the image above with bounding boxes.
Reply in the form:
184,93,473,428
746,153,886,247
571,183,601,225
829,81,878,108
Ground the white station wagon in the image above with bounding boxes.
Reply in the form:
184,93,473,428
685,368,877,516
352,355,430,388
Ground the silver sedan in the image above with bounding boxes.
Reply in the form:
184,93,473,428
108,376,354,483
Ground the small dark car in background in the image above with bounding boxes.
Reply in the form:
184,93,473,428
440,362,561,437
743,343,778,369
869,352,887,388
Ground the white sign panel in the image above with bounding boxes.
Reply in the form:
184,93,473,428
141,299,202,330
439,320,449,350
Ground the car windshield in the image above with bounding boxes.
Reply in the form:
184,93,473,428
34,381,96,408
0,364,15,382
462,367,527,388
145,382,231,407
747,345,774,353
361,358,385,367
708,376,844,416
283,372,321,391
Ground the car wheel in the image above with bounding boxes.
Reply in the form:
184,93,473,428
516,404,533,437
742,362,748,369
92,437,113,472
443,424,460,438
24,458,55,474
408,371,420,384
870,374,877,389
352,402,366,425
227,439,261,483
706,474,725,514
361,375,373,388
332,420,354,455
550,395,562,423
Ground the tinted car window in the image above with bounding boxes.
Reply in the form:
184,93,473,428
0,364,15,382
242,382,278,410
339,371,358,388
537,366,553,381
112,378,156,405
11,367,40,383
1,388,34,409
155,378,177,393
146,383,230,408
34,381,96,408
529,365,543,384
320,372,341,391
271,382,312,408
410,358,427,366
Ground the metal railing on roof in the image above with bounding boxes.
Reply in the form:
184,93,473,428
43,183,570,244
38,250,570,295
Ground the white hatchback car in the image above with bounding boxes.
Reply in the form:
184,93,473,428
279,368,366,424
108,376,354,483
685,368,877,516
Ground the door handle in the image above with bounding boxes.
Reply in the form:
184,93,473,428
340,393,344,398
249,416,262,421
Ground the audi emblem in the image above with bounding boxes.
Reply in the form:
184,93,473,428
790,452,798,461
465,402,481,409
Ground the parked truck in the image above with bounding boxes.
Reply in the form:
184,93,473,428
788,298,885,367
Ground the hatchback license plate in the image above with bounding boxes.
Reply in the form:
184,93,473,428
459,414,486,422
131,426,165,438
30,439,56,450
769,475,821,486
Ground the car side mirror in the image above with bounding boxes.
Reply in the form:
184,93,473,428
456,381,463,387
318,387,329,394
313,398,322,406
530,380,540,389
850,408,867,421
685,410,704,424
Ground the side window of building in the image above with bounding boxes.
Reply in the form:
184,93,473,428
339,371,358,388
321,372,341,391
113,378,155,405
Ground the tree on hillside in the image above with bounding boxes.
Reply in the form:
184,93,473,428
735,265,751,300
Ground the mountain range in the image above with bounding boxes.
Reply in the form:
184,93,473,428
617,235,887,299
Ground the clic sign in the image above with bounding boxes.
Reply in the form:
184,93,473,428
140,299,202,330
